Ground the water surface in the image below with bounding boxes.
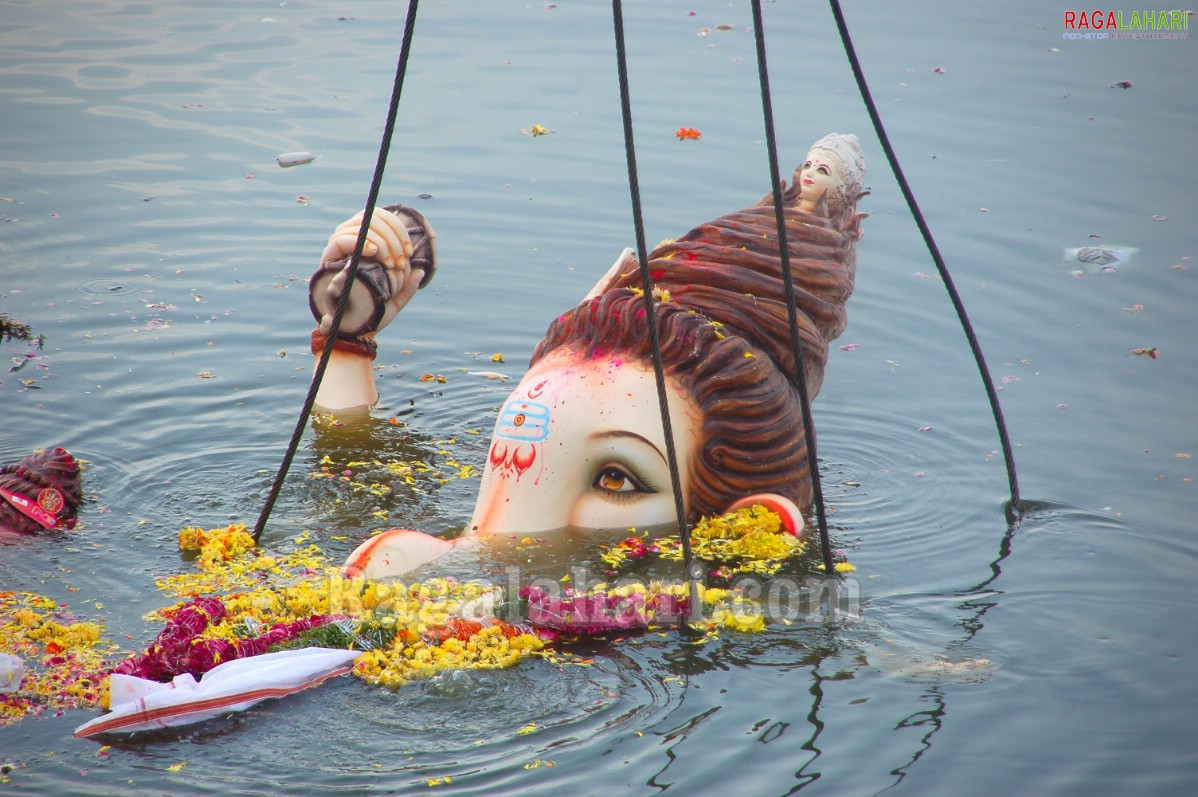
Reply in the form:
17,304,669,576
2,1,1195,795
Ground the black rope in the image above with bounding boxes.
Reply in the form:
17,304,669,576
252,0,422,544
610,0,700,623
827,0,1022,513
749,0,837,578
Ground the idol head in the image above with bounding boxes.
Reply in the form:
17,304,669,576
795,133,865,216
469,274,823,535
468,346,696,534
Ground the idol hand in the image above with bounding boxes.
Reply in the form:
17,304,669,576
310,205,437,338
343,529,455,580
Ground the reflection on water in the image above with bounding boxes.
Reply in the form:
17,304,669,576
3,0,1197,794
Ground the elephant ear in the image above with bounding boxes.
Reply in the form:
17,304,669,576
725,493,805,537
343,529,455,579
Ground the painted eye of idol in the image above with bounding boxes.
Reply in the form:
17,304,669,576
803,160,831,176
592,464,656,499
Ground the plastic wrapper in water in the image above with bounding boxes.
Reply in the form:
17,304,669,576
0,652,26,694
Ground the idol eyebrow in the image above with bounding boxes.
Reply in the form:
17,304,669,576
587,430,666,462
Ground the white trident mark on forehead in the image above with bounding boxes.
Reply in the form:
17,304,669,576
494,399,550,442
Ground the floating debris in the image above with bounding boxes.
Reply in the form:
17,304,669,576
1063,244,1137,274
467,371,510,382
1077,247,1121,265
276,151,316,168
0,653,24,694
0,313,42,348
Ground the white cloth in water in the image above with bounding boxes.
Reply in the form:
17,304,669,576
74,647,360,738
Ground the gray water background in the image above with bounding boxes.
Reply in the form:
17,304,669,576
1,1,1196,794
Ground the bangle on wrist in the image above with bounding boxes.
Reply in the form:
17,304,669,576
310,329,378,360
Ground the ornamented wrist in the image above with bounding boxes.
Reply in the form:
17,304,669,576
310,329,378,360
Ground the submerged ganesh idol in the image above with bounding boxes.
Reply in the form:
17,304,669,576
306,134,867,578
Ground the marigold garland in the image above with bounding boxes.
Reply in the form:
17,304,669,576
111,595,334,683
601,504,814,577
3,507,850,728
178,523,256,565
0,591,113,727
116,527,549,693
522,581,767,636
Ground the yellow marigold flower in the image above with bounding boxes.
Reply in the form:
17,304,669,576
2,590,111,725
701,587,730,604
178,526,207,551
711,601,766,633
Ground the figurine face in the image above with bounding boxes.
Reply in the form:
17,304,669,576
799,149,842,207
468,349,699,535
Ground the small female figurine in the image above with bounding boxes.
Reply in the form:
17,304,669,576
793,132,866,219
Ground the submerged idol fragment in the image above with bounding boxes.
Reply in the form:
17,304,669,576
0,447,84,535
306,134,867,577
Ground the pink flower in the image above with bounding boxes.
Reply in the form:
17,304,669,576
521,586,686,635
112,597,332,681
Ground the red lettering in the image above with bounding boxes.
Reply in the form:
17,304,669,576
1064,11,1076,29
1077,11,1090,29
